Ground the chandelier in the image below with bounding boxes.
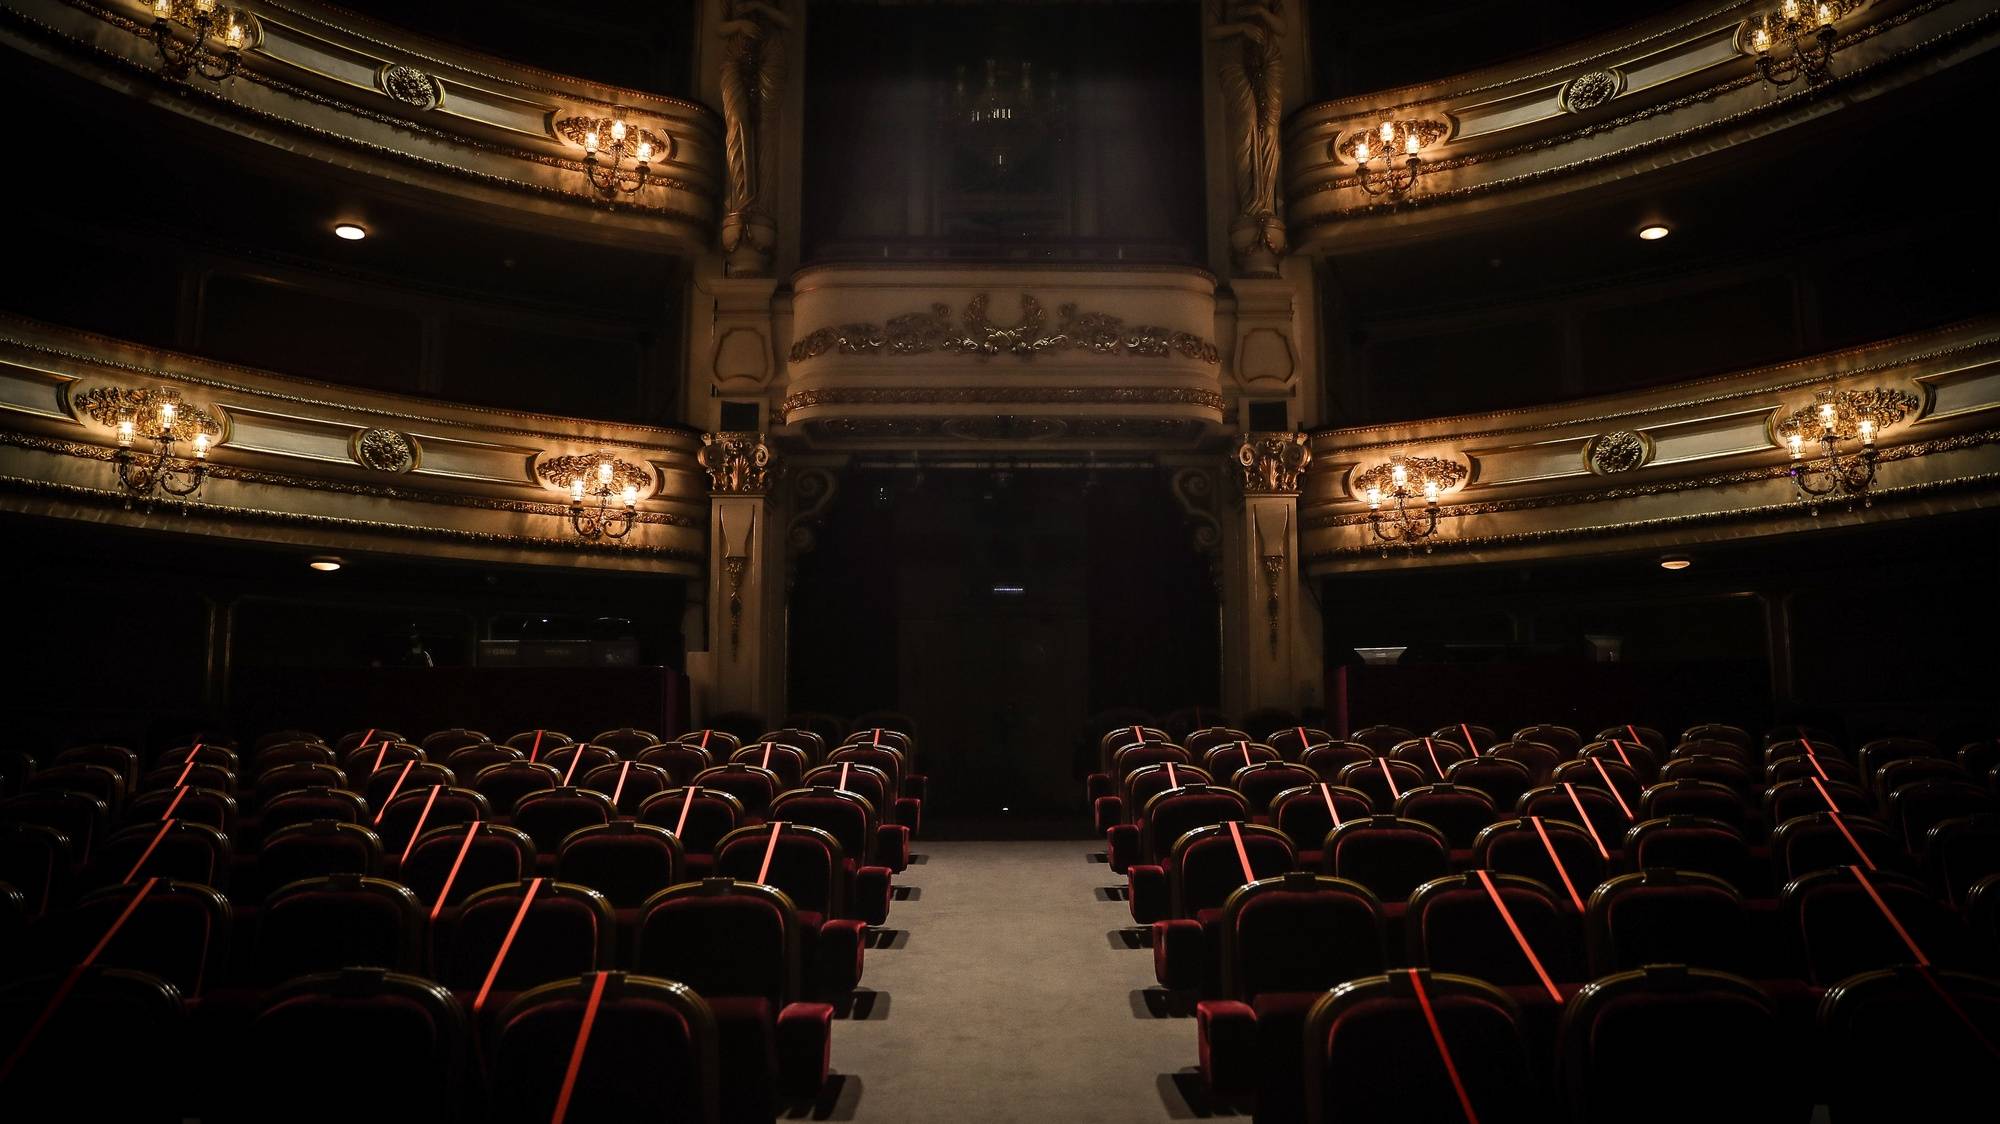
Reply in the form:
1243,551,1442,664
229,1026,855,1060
555,116,664,199
537,453,650,541
1748,1,1847,88
946,58,1062,176
148,0,252,84
1336,119,1449,199
1353,457,1466,555
1775,388,1915,514
73,386,220,509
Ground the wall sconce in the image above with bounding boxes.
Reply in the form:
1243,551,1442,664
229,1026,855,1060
536,453,652,541
148,0,254,83
1775,387,1917,514
1748,0,1847,88
75,386,222,509
555,115,664,199
1353,456,1467,555
1335,119,1450,199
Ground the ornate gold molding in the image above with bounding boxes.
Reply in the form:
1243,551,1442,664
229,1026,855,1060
787,293,1221,365
1773,386,1921,444
1236,431,1313,494
73,384,222,444
353,427,415,473
779,385,1227,421
535,452,655,496
699,431,774,494
1586,430,1650,474
1351,455,1468,498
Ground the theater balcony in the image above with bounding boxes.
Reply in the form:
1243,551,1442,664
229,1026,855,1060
1285,0,2000,251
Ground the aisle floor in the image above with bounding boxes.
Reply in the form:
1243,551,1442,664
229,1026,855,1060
824,839,1208,1123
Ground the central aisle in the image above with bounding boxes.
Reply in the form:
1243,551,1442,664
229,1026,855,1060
828,839,1194,1122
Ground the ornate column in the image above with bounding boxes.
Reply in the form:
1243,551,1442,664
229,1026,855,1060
693,432,784,722
1223,432,1317,718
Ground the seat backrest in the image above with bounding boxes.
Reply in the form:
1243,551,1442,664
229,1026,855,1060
253,763,348,807
438,879,614,995
1100,725,1171,772
1433,724,1500,754
375,786,489,857
1818,967,2000,1118
1514,724,1582,756
1119,763,1213,825
1925,814,2000,908
1,821,76,914
511,787,615,852
1301,741,1373,782
1228,762,1318,814
444,743,523,775
1770,812,1904,882
53,879,231,997
95,820,231,890
421,729,491,754
335,729,405,753
493,973,719,1124
258,786,370,835
472,760,561,815
2,791,107,862
1764,753,1861,786
557,822,685,908
1621,815,1750,889
254,729,326,753
1112,742,1192,783
1956,739,2000,781
1326,816,1451,903
1167,822,1295,917
1444,757,1535,812
803,762,893,819
1671,738,1753,766
1393,784,1497,849
1858,737,1938,783
1580,739,1660,783
1137,785,1252,864
1765,737,1847,769
1552,757,1644,808
1637,779,1744,831
1389,737,1469,782
53,745,138,792
714,821,845,916
340,740,424,779
126,785,238,836
1489,740,1561,784
261,820,385,891
1764,777,1867,825
360,760,455,810
1184,727,1252,755
1305,970,1528,1124
1268,783,1370,852
1585,870,1746,976
592,727,663,756
636,744,716,786
1679,723,1750,749
678,729,742,756
770,788,879,861
25,763,126,816
1558,965,1796,1124
257,874,424,981
1472,817,1609,904
1593,724,1665,753
505,729,575,756
581,760,674,815
1887,781,1995,853
1269,726,1336,761
826,744,908,794
636,879,800,1005
1219,872,1384,1000
691,763,781,820
545,744,622,781
1409,871,1585,986
1335,757,1426,814
401,822,535,912
1659,754,1755,794
0,966,186,1115
1350,725,1414,753
637,786,746,857
250,968,470,1122
1785,867,1967,984
251,742,338,776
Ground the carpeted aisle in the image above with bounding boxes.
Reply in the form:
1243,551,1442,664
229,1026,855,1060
825,839,1199,1122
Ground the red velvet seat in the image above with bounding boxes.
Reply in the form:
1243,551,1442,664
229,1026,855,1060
734,742,811,789
692,763,782,822
1334,757,1425,814
1324,816,1450,905
251,763,347,810
249,742,338,777
1925,814,2000,907
338,739,423,779
1552,756,1644,810
1093,742,1190,804
1349,724,1414,753
1764,753,1861,785
1858,736,1937,789
1580,738,1660,783
1819,966,2000,1118
1301,740,1373,782
253,729,326,753
581,760,674,815
1518,782,1631,851
1765,736,1847,769
1228,761,1318,818
1473,817,1608,907
444,743,522,776
94,820,230,890
37,879,230,998
490,973,719,1124
1269,725,1335,761
803,761,895,823
1109,783,1250,879
1770,811,1903,882
1389,737,1469,782
510,786,614,856
639,786,746,876
1185,726,1252,755
375,785,490,862
1269,783,1370,866
1679,723,1751,750
143,761,236,796
826,743,926,825
359,760,454,810
437,879,614,1019
1435,723,1501,754
1445,756,1534,812
1199,741,1279,778
156,743,241,774
24,763,126,819
1784,867,1967,984
1593,724,1666,753
126,785,238,836
544,743,622,783
1514,723,1582,757
759,727,826,764
1394,783,1497,850
255,874,425,981
678,728,743,756
1585,869,1748,975
1637,778,1745,833
472,761,560,817
259,820,384,892
1409,871,1586,990
1558,966,1805,1124
0,966,188,1122
591,727,662,757
53,744,139,793
1659,754,1756,798
246,968,471,1124
503,728,575,756
715,820,887,927
1489,740,1562,784
1304,970,1531,1124
1764,776,1867,824
1622,815,1753,891
1099,762,1212,834
1672,737,1755,767
557,822,685,908
257,786,369,836
401,822,535,913
1167,822,1295,919
333,729,405,754
421,728,492,754
1886,779,1994,854
784,777,909,871
1098,724,1171,773
638,743,718,786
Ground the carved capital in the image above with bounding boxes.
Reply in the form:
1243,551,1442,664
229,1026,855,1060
700,431,776,494
1235,431,1312,494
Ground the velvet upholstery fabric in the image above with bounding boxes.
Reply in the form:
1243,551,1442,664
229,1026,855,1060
257,877,422,980
1328,822,1449,903
1315,987,1531,1124
439,885,608,993
491,986,707,1124
1589,874,1748,975
639,789,743,858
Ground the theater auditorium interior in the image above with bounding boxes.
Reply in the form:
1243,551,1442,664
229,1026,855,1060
2,0,1998,1120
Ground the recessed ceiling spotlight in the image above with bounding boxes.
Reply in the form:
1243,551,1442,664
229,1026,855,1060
332,222,368,241
1638,223,1672,241
307,556,345,572
1659,554,1693,571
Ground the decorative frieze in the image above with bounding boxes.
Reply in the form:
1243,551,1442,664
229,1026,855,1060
787,294,1221,365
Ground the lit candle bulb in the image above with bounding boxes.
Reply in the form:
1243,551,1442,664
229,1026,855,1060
1788,434,1804,459
225,20,243,47
1817,2,1834,26
609,120,627,143
635,141,653,163
1391,464,1408,488
159,401,176,429
193,433,209,459
1366,486,1382,509
1782,0,1800,21
1353,139,1371,164
622,485,639,508
1819,404,1837,434
1859,419,1875,446
1752,25,1771,53
1424,480,1440,503
195,0,214,13
1405,131,1420,156
1379,121,1395,145
154,0,172,18
597,461,614,485
118,418,135,447
570,479,585,503
584,130,599,154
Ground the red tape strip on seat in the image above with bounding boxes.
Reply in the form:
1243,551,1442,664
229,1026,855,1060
399,785,443,865
757,821,784,885
1424,738,1445,779
1562,783,1610,860
674,786,698,839
528,729,545,763
1625,725,1642,750
371,738,393,776
157,786,189,823
1474,869,1563,1004
1462,725,1479,757
1814,778,1876,870
610,761,632,808
1318,783,1343,829
473,877,544,1014
561,746,585,787
1528,816,1585,912
1848,864,1927,967
1378,757,1402,801
1407,969,1480,1124
1588,757,1635,821
430,820,484,921
1608,740,1632,769
1165,762,1179,790
375,759,417,824
0,877,159,1083
838,763,851,792
1226,820,1255,885
549,971,610,1124
122,819,177,885
760,743,773,772
1800,736,1830,781
698,730,711,752
172,753,199,789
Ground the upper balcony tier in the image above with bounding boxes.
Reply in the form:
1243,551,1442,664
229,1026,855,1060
1285,0,2000,251
2,0,722,250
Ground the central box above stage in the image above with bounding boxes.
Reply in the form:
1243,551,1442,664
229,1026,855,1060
777,264,1227,450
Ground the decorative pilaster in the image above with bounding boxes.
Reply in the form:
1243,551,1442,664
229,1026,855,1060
694,432,784,722
716,1,793,277
1207,1,1289,277
1223,432,1317,718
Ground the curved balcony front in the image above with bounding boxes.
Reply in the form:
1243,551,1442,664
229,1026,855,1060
776,265,1228,451
2,0,723,250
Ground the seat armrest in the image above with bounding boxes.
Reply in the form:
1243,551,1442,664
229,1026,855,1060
1196,1000,1258,1097
1152,918,1205,991
1128,863,1169,924
1087,771,1114,801
851,865,893,926
1106,824,1140,874
1093,795,1125,835
776,1001,835,1099
810,919,866,1000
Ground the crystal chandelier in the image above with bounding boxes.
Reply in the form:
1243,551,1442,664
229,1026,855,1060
147,0,252,84
946,58,1061,176
1749,0,1847,88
